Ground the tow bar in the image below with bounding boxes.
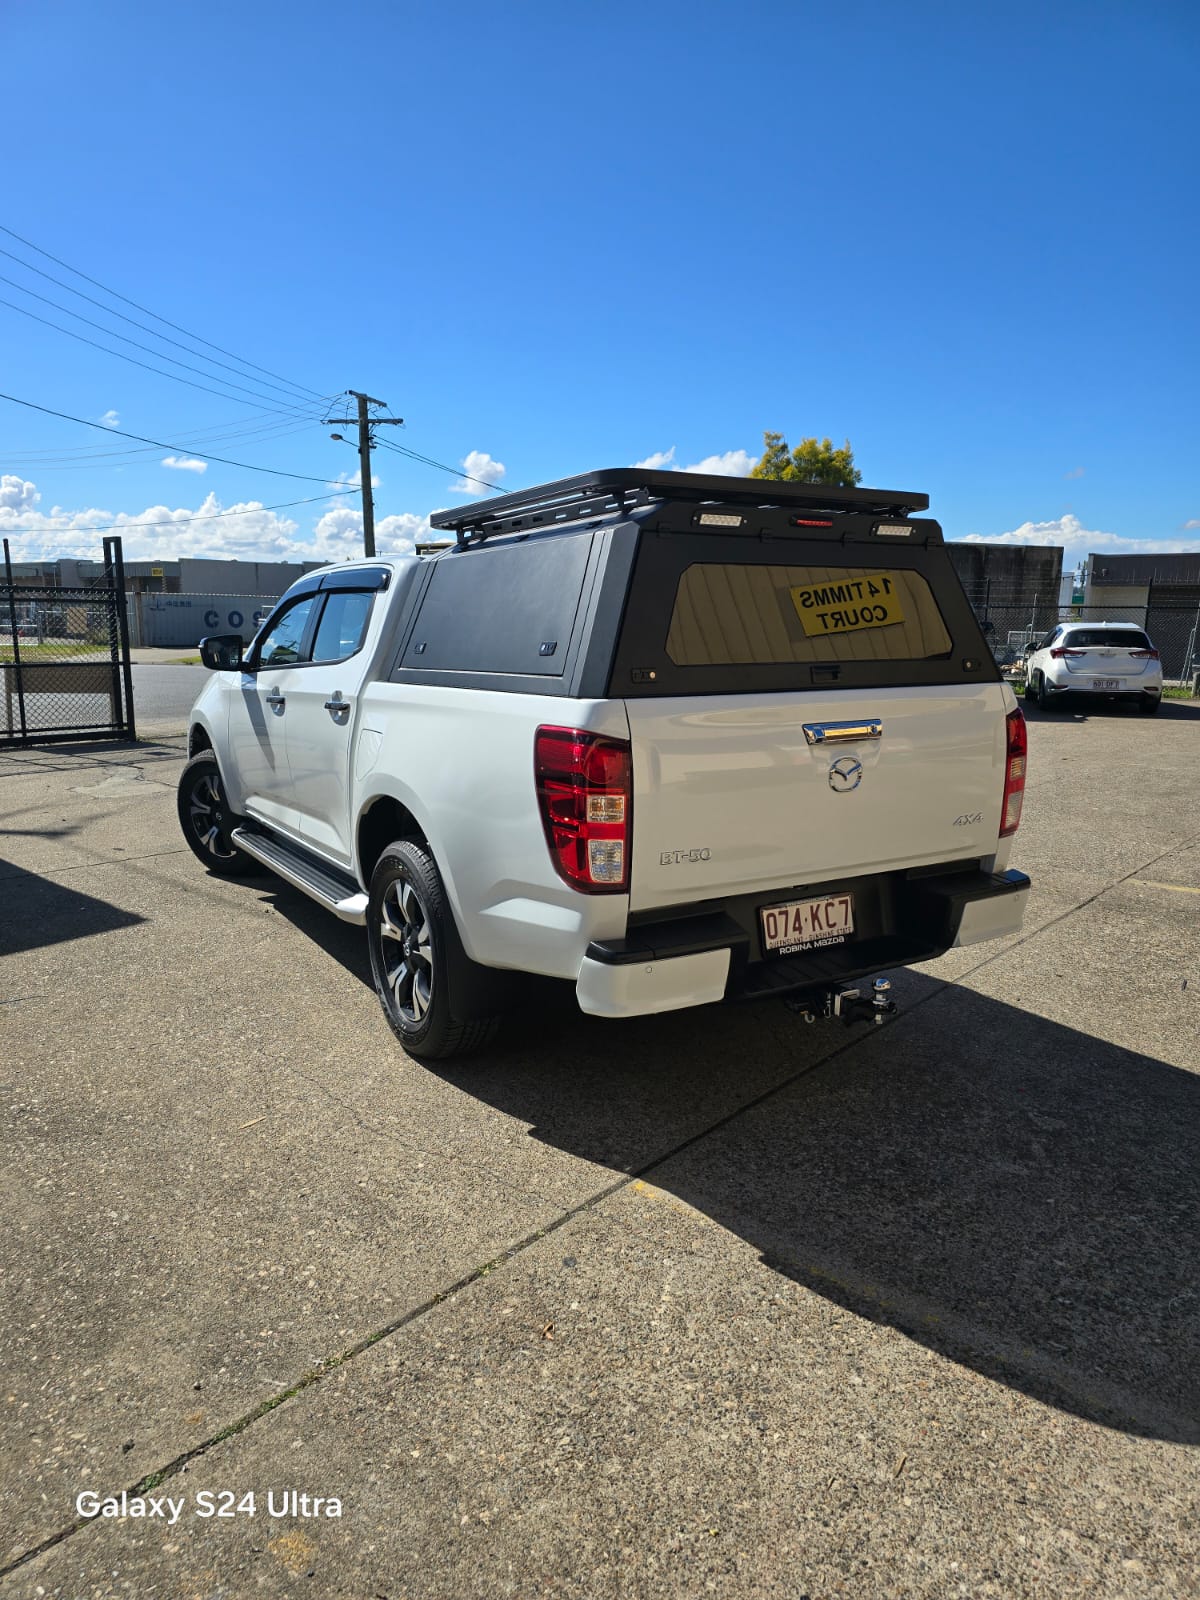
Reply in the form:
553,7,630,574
784,976,897,1027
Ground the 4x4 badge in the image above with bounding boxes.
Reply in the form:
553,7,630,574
828,756,863,793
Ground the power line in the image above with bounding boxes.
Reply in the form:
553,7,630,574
0,271,324,414
1,488,358,539
6,415,322,468
0,245,323,408
5,394,344,465
0,390,348,484
0,294,314,415
0,223,326,402
374,434,505,493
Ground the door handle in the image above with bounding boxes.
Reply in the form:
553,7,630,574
265,693,285,709
324,697,351,715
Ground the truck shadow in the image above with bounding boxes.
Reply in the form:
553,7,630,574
0,855,146,956
263,883,1200,1446
474,978,1200,1446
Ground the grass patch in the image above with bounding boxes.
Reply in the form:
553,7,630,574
0,641,111,662
1163,685,1195,699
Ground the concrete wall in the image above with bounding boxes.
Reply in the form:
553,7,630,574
945,542,1064,607
1077,583,1148,619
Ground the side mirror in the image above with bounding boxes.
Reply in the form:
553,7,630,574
200,634,249,671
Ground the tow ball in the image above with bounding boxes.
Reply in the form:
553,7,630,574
784,977,897,1027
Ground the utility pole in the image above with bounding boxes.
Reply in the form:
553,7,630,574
323,391,404,557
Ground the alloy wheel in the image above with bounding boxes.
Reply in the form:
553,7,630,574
188,770,238,861
378,878,434,1025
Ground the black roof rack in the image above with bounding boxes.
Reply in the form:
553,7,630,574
429,468,929,546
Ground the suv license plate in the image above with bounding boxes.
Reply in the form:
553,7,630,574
760,893,854,956
1092,677,1120,690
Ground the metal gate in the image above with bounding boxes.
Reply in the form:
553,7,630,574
1,535,136,747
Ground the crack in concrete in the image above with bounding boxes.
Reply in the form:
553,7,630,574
0,847,190,884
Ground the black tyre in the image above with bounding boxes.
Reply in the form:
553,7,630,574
1139,695,1161,715
1036,672,1055,712
176,751,264,876
366,839,500,1061
1022,673,1036,703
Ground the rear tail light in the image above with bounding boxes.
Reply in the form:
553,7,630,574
534,726,632,893
1049,647,1084,658
1001,707,1027,838
1130,648,1160,660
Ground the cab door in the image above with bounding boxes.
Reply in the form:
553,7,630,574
226,592,321,836
284,587,378,868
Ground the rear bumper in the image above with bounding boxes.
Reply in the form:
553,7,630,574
576,865,1030,1017
1049,678,1161,702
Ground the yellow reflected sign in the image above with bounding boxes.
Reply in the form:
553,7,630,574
790,572,906,638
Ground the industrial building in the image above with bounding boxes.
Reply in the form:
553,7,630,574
3,554,326,647
1082,549,1200,611
945,540,1064,666
3,554,324,596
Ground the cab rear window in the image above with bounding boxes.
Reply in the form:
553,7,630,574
666,563,952,666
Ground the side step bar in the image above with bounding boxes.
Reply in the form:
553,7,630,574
231,827,369,924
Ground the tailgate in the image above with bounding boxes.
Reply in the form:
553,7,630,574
626,684,1008,913
1062,646,1154,680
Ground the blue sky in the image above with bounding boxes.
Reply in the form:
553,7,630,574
1,0,1196,572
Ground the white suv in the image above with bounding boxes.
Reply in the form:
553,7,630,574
1024,622,1162,715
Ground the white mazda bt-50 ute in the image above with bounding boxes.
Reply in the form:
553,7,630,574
178,468,1030,1059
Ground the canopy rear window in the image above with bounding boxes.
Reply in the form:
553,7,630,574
666,563,952,666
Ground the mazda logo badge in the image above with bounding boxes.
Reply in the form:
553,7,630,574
828,755,863,793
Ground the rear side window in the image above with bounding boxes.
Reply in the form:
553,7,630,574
396,533,593,678
1062,628,1150,649
666,563,952,666
312,591,373,662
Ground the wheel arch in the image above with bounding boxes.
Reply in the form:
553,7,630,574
356,792,429,888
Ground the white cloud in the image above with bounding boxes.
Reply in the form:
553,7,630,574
681,449,758,477
449,450,506,496
0,474,40,513
632,446,759,477
310,505,428,560
98,409,120,429
1183,518,1200,530
161,456,208,474
0,479,430,566
956,513,1200,567
1064,466,1085,480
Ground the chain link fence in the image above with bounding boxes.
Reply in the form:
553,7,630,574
1,537,135,745
961,587,1200,687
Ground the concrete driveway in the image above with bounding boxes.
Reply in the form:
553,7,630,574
1,702,1198,1597
128,662,208,730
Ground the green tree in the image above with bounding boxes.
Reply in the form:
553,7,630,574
750,431,861,487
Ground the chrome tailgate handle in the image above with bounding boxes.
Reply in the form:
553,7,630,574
802,719,883,745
